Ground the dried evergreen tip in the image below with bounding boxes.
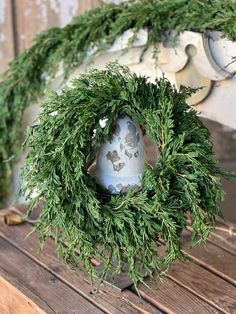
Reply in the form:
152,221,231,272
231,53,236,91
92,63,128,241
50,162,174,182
21,63,235,290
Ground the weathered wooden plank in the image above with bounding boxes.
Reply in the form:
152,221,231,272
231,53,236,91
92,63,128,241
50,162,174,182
5,205,235,313
136,278,222,314
207,220,236,256
219,161,236,224
152,243,236,314
0,221,162,314
131,240,229,314
0,236,103,314
181,231,236,286
0,269,46,314
187,220,236,256
0,266,51,313
14,0,100,53
120,290,163,314
167,260,236,314
79,0,100,13
96,259,135,291
0,0,15,73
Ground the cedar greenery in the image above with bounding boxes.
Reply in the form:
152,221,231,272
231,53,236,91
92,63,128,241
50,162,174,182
1,0,236,205
22,63,233,288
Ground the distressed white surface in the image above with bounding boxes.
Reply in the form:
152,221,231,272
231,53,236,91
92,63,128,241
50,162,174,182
102,0,129,4
90,116,146,194
49,0,79,26
158,31,229,80
209,31,236,73
0,0,6,60
0,0,6,24
24,0,79,28
0,33,5,42
0,0,13,67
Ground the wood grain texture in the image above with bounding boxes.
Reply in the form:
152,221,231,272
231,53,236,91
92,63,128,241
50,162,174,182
14,0,100,53
0,221,162,314
181,231,236,286
154,243,236,314
0,0,15,73
0,236,103,314
0,270,46,314
0,266,54,314
208,220,236,255
136,278,222,314
1,205,236,313
187,219,236,256
78,0,101,13
167,261,236,314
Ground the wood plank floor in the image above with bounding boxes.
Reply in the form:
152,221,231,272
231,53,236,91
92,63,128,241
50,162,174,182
0,206,236,314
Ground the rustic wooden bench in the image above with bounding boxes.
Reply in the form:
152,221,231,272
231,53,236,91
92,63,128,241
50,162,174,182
0,206,235,314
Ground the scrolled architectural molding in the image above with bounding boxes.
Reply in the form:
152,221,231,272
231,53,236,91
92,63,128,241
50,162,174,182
157,31,231,106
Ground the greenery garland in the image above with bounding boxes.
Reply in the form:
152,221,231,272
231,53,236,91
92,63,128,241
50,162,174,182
22,63,233,288
1,0,236,205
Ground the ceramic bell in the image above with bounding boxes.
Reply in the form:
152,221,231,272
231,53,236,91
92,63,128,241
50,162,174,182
91,116,146,194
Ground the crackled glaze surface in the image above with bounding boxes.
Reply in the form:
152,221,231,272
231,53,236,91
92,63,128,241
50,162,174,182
90,116,146,194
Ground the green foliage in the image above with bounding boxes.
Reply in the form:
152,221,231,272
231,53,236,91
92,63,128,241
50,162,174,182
22,63,233,288
1,0,236,204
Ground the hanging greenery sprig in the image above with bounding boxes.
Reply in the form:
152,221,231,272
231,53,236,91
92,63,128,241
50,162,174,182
22,63,234,288
1,0,236,205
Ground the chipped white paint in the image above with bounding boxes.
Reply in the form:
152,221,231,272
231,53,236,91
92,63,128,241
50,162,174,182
0,33,5,42
156,31,236,128
0,0,6,24
24,7,32,17
35,0,49,27
49,0,79,26
0,0,6,61
25,0,79,32
209,31,236,73
0,0,14,70
102,0,129,4
158,31,229,80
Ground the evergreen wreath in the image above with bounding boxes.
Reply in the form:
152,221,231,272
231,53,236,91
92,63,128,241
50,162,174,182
22,63,233,288
1,0,236,205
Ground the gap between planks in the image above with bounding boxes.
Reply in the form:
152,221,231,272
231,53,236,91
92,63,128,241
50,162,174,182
181,231,236,287
0,236,104,314
0,232,124,314
0,268,46,314
132,230,236,313
0,227,162,314
2,205,236,313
